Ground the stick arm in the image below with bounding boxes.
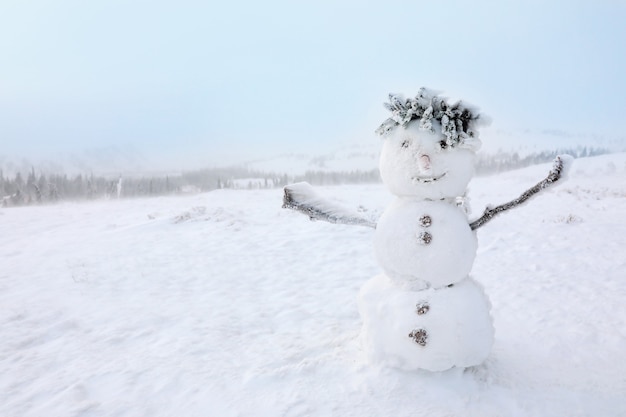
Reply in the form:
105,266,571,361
469,154,574,231
282,182,377,228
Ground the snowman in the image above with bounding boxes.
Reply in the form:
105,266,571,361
283,88,570,371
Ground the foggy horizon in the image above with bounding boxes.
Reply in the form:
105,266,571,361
2,0,625,174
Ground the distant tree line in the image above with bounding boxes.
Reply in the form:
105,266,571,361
0,146,612,207
0,167,292,207
473,146,610,175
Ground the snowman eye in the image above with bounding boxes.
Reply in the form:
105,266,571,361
401,140,410,149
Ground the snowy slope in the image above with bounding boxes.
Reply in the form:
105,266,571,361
1,153,625,417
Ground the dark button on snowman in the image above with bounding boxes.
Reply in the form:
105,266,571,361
283,88,570,372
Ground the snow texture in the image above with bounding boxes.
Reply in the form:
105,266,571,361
1,153,625,416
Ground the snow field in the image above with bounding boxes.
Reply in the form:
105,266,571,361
1,153,625,416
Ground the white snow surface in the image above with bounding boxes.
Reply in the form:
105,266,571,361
1,153,626,417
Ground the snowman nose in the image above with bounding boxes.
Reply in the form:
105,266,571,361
419,154,432,173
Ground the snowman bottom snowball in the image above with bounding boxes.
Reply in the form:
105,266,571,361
358,274,494,372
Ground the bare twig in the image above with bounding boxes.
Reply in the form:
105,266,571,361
469,155,571,230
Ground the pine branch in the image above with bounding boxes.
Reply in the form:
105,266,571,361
282,182,376,228
469,155,573,230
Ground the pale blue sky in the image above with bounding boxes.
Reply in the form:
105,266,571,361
1,0,625,169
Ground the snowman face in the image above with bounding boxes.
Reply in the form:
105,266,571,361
379,121,476,199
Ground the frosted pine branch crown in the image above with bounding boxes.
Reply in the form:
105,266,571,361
375,87,488,150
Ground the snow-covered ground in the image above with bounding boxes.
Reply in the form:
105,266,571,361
1,153,625,417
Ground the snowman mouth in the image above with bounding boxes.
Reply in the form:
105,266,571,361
411,172,447,183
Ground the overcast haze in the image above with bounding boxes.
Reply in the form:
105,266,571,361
1,0,625,171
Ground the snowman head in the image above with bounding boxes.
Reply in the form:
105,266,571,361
376,88,488,199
